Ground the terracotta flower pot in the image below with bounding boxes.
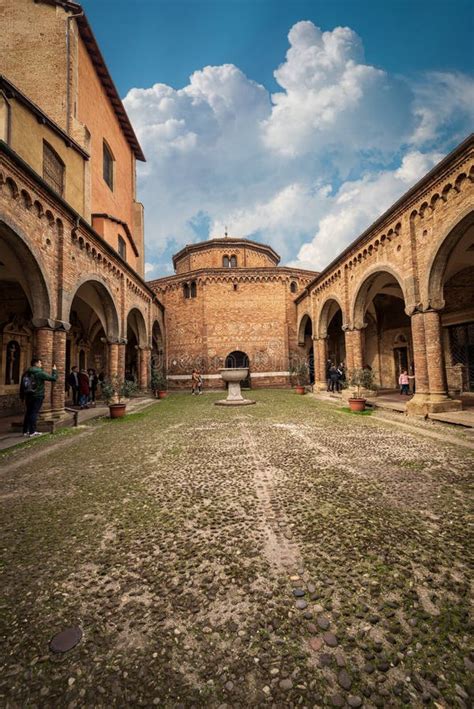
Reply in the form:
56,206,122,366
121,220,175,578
109,403,127,418
295,385,306,395
348,397,366,412
158,390,168,399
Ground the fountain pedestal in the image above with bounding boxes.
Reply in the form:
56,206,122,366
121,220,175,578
215,368,256,406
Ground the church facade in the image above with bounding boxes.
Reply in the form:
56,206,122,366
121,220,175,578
0,0,473,418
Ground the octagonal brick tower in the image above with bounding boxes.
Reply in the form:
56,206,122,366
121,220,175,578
148,236,318,389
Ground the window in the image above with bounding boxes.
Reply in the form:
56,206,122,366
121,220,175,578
43,141,64,196
118,235,126,260
190,281,197,298
290,281,298,293
103,140,114,190
183,283,190,299
230,255,237,267
223,255,230,268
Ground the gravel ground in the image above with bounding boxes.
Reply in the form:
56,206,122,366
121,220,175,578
0,391,472,708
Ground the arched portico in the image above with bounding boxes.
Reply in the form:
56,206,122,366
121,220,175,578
126,307,149,389
297,314,314,384
414,210,474,408
0,220,53,415
350,268,411,390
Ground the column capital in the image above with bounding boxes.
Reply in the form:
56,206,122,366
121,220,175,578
31,318,71,331
343,323,367,332
406,303,444,317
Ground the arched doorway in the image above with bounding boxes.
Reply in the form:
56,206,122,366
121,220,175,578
353,269,410,390
67,279,119,401
319,300,345,367
225,350,250,388
126,308,147,383
151,321,164,372
0,221,51,414
297,314,315,384
428,211,474,398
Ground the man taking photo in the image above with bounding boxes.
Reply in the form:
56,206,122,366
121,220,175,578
20,357,58,437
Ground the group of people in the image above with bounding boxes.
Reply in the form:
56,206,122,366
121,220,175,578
67,366,103,408
326,360,346,392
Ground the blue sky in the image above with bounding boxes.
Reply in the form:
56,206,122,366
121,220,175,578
81,0,474,277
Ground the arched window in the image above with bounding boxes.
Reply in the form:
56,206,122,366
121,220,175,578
5,340,20,385
230,255,237,267
103,140,114,190
223,255,230,268
190,281,197,298
183,283,190,299
43,141,65,196
290,281,298,293
118,235,126,260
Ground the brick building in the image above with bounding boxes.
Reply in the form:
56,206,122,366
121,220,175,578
295,136,474,415
0,0,163,418
0,0,473,419
149,238,316,388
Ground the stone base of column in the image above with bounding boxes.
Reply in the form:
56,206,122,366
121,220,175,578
407,394,462,416
315,380,329,391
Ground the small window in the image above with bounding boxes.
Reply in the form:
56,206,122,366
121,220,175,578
230,255,237,267
118,235,126,260
223,255,230,268
103,140,114,190
290,281,298,293
43,141,64,195
183,283,190,299
190,281,197,298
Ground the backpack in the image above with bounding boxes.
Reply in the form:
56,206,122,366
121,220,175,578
20,372,37,399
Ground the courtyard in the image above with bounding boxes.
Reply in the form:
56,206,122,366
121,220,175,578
0,391,472,708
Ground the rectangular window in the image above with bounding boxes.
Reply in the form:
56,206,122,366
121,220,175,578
118,235,126,260
103,141,114,190
43,141,64,196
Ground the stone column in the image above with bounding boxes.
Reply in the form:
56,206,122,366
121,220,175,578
117,343,126,380
108,342,119,379
352,328,364,370
424,309,449,402
51,327,66,415
139,347,151,390
409,310,429,398
34,327,54,414
315,337,328,390
344,329,354,372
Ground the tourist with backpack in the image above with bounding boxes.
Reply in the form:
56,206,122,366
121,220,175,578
20,357,57,437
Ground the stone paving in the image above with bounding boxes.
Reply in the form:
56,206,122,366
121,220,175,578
0,391,472,708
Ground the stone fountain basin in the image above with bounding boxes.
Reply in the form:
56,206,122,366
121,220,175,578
219,367,249,383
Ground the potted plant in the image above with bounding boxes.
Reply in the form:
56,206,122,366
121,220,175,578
151,370,168,399
290,361,309,395
101,375,138,418
348,367,376,412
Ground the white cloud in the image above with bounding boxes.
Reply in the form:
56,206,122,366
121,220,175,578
292,150,444,270
123,21,474,276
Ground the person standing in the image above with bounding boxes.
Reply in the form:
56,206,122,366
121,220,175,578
326,359,332,392
68,365,79,405
78,368,90,408
329,364,339,393
20,357,57,437
88,368,97,404
191,369,203,395
399,370,414,395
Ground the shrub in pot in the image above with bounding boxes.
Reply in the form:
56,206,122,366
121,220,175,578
151,370,168,399
101,375,138,418
347,367,376,412
290,361,309,395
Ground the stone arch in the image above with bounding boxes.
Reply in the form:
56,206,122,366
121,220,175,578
426,208,474,310
0,218,52,321
65,275,120,339
318,295,346,338
351,264,408,329
297,313,312,346
126,307,147,347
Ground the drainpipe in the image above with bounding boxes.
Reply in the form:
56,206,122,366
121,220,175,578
66,8,84,135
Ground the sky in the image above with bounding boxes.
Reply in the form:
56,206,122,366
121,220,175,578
80,0,474,277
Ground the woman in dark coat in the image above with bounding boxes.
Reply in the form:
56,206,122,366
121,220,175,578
78,369,90,409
